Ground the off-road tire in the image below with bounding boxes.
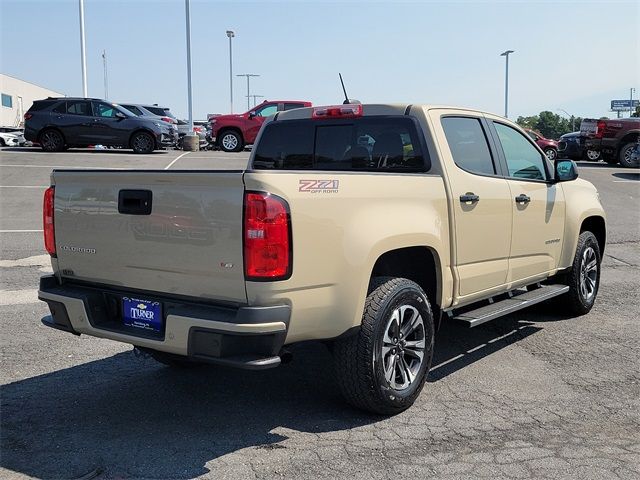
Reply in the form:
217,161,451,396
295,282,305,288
618,142,639,168
39,129,65,152
218,130,243,152
333,277,435,415
561,231,601,316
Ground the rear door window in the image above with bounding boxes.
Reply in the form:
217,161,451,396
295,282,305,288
441,117,496,176
253,117,428,172
66,101,91,116
283,103,306,111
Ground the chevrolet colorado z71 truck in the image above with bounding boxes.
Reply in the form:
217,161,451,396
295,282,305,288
39,103,606,414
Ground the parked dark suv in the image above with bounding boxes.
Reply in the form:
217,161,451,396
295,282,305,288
24,98,178,153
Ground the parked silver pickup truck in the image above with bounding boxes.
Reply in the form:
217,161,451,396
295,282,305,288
39,103,606,414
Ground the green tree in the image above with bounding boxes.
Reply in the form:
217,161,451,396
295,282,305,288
516,111,582,139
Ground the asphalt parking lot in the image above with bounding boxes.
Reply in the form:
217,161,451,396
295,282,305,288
0,147,639,480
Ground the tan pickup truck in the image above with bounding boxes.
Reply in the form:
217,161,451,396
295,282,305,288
38,103,606,414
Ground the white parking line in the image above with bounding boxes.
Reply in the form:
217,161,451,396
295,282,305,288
164,151,190,170
612,180,637,183
0,230,43,233
0,186,48,188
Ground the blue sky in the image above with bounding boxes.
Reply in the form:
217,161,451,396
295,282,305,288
1,0,638,120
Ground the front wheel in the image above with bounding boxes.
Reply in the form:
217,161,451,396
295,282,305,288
218,130,243,152
333,277,435,415
585,149,601,162
131,131,155,154
618,142,640,168
560,231,601,316
544,148,558,161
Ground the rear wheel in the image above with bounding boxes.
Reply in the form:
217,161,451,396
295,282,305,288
560,231,601,316
333,277,435,415
219,130,243,152
131,131,155,154
618,142,639,168
39,129,65,152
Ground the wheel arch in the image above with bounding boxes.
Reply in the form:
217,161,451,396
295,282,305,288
618,131,639,149
217,127,244,144
128,128,157,149
580,215,606,255
38,126,66,144
370,246,443,329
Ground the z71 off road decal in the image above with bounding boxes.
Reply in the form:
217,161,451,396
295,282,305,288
299,179,340,193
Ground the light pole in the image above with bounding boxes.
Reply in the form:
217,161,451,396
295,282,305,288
102,50,108,100
630,87,636,117
78,0,87,97
237,74,259,110
557,109,575,131
226,30,235,113
249,94,264,107
500,50,514,118
184,0,194,133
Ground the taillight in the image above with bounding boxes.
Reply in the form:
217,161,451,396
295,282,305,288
161,116,175,124
244,192,291,280
595,120,606,138
24,113,33,121
312,104,363,119
43,187,56,256
193,126,202,133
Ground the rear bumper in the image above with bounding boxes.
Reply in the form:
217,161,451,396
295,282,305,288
38,275,290,370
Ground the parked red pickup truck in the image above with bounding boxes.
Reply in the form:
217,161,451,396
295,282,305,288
211,100,312,152
581,117,640,167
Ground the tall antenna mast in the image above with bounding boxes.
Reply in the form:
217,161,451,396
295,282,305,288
339,73,349,104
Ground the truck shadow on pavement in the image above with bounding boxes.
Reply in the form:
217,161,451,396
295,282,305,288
612,172,639,181
1,305,567,479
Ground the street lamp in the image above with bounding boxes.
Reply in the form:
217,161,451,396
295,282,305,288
249,94,264,107
500,50,514,118
237,74,260,110
78,0,87,97
557,109,575,131
226,30,235,113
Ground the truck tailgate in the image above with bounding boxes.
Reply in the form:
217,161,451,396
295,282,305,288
51,170,247,304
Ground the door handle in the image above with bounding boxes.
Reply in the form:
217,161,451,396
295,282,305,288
515,194,531,204
459,193,480,204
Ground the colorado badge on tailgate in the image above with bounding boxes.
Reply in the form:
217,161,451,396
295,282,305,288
122,297,162,333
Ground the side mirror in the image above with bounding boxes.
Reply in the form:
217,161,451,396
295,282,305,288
248,111,257,119
554,159,578,182
115,112,126,120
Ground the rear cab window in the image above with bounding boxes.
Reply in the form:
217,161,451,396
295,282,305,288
252,117,429,172
441,117,496,176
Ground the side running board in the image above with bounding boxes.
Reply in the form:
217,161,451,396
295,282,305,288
453,284,569,328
